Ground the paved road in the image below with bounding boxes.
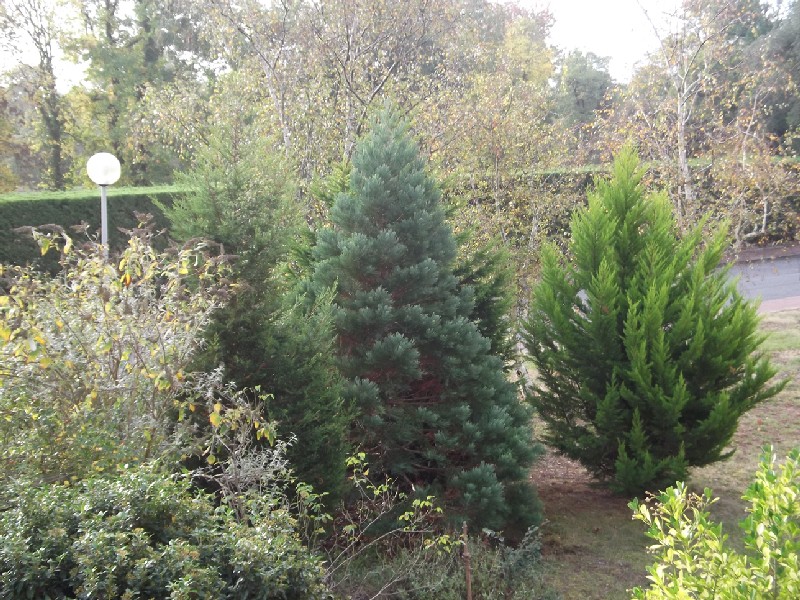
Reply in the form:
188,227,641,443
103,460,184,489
728,254,800,312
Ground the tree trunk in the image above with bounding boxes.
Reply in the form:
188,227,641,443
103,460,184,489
676,84,694,230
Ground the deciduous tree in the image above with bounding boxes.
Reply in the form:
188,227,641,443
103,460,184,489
0,0,70,189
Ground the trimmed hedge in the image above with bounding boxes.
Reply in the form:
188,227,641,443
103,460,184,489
0,186,183,268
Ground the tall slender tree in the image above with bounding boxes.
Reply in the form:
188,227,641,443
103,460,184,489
71,0,213,184
164,105,348,500
0,0,68,189
309,110,541,531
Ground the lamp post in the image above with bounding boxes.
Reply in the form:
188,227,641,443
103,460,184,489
86,152,121,258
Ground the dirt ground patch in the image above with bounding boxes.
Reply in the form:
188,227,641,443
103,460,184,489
532,449,650,599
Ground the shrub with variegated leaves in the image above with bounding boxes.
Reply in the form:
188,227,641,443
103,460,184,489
0,227,231,482
630,447,800,599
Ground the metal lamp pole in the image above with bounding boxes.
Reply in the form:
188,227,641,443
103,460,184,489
100,183,109,249
86,152,121,258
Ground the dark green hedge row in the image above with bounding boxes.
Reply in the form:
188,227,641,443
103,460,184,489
0,186,183,268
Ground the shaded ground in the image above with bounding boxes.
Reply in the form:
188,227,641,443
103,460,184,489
532,450,650,599
532,309,800,600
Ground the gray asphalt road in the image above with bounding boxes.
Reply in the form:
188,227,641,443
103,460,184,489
728,254,800,312
729,255,800,301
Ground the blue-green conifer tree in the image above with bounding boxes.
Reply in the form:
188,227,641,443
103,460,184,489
309,111,541,531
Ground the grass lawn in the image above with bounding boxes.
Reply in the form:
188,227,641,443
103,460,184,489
531,308,800,600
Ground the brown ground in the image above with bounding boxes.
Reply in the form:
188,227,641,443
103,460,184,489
531,448,651,599
532,451,619,522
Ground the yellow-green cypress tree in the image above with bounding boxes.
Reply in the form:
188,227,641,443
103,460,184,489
523,147,785,494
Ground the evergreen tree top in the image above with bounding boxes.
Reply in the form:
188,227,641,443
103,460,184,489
329,110,456,268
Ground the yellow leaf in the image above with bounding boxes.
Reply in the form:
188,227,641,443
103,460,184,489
189,403,196,412
209,412,221,427
207,454,217,465
39,356,52,369
213,402,222,413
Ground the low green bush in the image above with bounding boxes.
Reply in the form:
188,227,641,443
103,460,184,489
334,527,555,599
630,447,800,599
0,466,328,600
0,186,181,268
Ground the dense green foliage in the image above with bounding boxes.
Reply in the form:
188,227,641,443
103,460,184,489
765,1,800,152
0,228,334,597
453,237,518,366
3,1,799,592
522,148,785,493
309,111,541,531
0,186,176,268
555,51,612,128
0,467,327,599
162,122,348,500
631,448,800,599
163,122,299,384
0,206,551,598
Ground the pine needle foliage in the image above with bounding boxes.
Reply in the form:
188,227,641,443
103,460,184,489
163,123,347,501
309,111,541,531
522,147,785,494
453,235,517,367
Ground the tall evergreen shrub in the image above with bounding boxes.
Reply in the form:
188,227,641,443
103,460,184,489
309,111,541,531
522,147,785,494
453,234,517,367
164,123,347,500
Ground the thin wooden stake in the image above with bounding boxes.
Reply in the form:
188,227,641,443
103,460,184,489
463,521,472,600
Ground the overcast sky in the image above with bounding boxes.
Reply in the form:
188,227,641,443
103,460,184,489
527,0,682,82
